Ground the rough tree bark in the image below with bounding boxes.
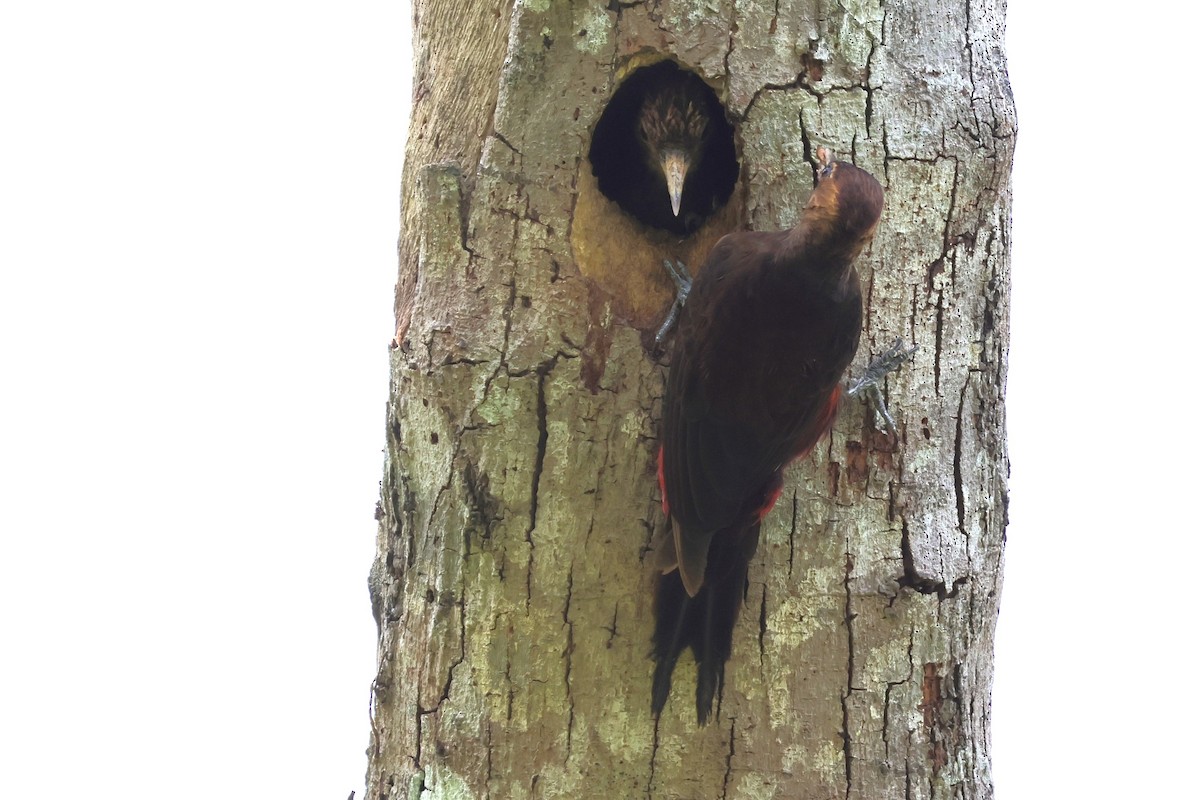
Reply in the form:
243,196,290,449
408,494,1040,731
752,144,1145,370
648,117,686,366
367,2,1014,798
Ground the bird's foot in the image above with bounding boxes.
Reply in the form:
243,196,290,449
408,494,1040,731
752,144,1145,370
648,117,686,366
847,338,917,433
655,259,694,345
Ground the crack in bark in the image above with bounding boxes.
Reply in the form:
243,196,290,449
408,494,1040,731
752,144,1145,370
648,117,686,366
933,288,944,396
897,518,968,600
880,116,891,182
528,362,550,542
798,109,815,182
719,718,736,800
715,664,727,723
427,437,466,548
451,168,476,266
757,583,768,667
741,74,822,125
841,550,856,800
522,350,579,605
646,715,661,800
492,130,523,157
723,1,737,80
563,562,576,759
605,0,643,17
954,379,968,538
943,157,962,290
505,649,515,723
787,491,798,577
603,604,619,648
881,683,894,759
864,37,877,137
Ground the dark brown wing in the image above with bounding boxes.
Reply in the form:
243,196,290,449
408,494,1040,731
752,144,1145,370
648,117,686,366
660,231,863,593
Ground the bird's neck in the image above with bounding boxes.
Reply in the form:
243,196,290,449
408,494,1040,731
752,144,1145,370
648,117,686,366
781,220,861,286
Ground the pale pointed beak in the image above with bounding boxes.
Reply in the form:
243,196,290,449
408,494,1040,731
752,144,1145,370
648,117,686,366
662,151,689,217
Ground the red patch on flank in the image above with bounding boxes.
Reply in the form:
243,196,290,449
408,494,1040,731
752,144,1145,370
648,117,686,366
755,484,785,522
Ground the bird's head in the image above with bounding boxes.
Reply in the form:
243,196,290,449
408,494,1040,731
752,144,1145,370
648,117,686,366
637,87,710,218
803,148,884,256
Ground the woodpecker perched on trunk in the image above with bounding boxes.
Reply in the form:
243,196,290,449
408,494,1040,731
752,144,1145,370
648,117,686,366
652,150,887,724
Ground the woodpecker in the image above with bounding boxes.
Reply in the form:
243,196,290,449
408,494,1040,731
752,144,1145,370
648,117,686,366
652,149,887,723
588,61,736,235
636,73,710,221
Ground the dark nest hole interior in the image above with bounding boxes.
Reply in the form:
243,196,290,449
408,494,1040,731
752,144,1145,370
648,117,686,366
588,61,738,236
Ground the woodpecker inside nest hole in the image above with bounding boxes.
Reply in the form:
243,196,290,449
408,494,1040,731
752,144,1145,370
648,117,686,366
588,60,738,236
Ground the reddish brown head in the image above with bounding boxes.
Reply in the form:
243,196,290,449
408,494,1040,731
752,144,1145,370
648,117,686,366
800,149,885,259
637,83,710,217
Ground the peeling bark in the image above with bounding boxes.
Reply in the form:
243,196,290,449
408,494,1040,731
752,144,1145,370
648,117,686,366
368,1,1014,798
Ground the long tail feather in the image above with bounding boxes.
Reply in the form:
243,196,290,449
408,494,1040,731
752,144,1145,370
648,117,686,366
650,570,691,717
651,523,759,723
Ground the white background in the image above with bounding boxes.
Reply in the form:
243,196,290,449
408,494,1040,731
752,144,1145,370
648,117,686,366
2,3,1196,798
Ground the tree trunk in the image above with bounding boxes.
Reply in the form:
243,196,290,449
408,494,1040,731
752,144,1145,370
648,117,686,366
367,1,1014,798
